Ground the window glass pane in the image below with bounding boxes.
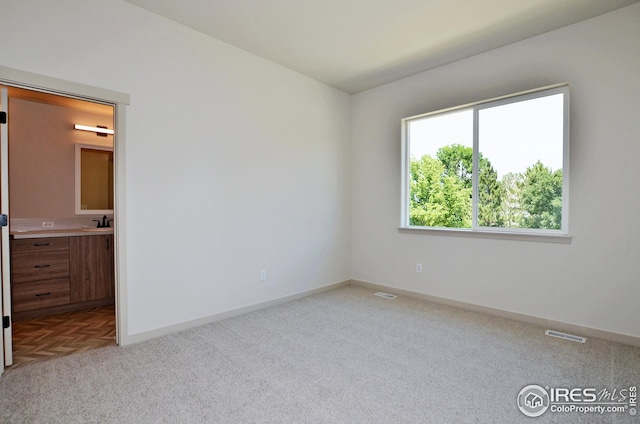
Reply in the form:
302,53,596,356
408,109,473,228
477,93,564,229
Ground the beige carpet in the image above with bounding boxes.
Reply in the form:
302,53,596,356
0,285,638,423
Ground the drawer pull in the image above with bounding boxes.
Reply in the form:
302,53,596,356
34,243,51,247
35,292,51,297
34,265,51,269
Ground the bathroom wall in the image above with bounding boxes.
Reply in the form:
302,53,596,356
9,96,113,219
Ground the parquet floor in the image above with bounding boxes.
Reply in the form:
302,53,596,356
8,305,116,368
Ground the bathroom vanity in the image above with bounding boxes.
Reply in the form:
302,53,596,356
10,229,114,320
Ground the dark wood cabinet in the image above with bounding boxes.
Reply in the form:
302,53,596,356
10,237,71,314
70,234,114,303
11,234,114,320
12,279,71,312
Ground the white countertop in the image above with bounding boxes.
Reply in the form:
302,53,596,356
10,228,114,239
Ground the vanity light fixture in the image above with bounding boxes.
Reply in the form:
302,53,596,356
74,124,114,136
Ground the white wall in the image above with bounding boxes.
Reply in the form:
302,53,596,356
0,0,352,337
351,4,640,338
1,0,637,343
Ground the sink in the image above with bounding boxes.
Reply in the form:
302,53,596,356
81,227,113,232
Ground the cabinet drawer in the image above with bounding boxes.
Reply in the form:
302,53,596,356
12,251,70,284
11,237,69,254
12,278,70,312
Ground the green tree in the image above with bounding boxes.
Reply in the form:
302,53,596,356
518,161,563,229
409,155,442,225
435,144,504,227
436,144,473,190
409,155,471,228
477,158,504,227
500,172,524,228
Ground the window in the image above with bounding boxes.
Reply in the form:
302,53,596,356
401,84,569,238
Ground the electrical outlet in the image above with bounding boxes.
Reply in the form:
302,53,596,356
416,263,423,273
260,269,267,281
42,221,54,228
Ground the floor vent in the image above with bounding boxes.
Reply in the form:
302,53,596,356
374,292,397,300
545,330,586,343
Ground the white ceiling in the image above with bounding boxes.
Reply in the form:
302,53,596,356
124,0,640,94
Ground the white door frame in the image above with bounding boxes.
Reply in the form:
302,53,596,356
0,66,130,374
1,86,10,369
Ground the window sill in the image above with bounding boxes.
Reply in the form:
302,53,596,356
398,226,572,244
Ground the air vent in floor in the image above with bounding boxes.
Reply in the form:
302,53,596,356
545,330,586,343
374,292,397,299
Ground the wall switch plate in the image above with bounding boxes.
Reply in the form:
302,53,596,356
260,270,267,281
42,221,54,228
416,263,423,273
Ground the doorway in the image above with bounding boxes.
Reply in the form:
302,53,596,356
0,67,128,372
9,88,115,367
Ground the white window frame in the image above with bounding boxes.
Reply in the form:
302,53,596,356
400,83,571,243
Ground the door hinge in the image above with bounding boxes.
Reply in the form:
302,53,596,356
0,214,7,227
0,111,6,124
2,316,9,329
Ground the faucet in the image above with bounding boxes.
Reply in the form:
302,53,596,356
92,215,111,228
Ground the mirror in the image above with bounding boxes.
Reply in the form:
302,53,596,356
75,143,114,215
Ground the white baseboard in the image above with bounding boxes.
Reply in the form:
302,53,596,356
350,279,640,348
119,280,350,346
119,278,639,349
